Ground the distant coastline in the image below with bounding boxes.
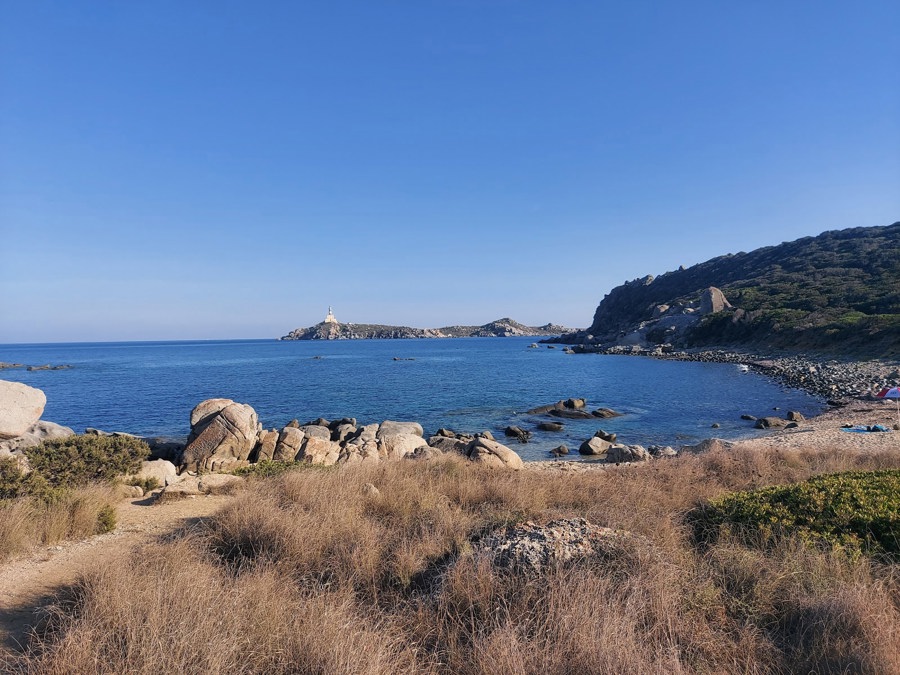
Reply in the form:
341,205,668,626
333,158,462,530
280,316,574,341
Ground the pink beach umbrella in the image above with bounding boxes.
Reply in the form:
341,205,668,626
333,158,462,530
876,387,900,429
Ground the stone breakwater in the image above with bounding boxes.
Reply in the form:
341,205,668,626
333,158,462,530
572,344,900,401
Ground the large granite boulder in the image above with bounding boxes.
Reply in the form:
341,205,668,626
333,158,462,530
0,420,74,452
0,381,46,440
606,444,649,463
699,287,732,315
131,459,180,487
300,424,331,440
181,399,260,472
298,436,341,466
253,430,279,462
273,426,305,461
466,437,523,470
377,420,424,438
579,436,612,456
379,433,427,460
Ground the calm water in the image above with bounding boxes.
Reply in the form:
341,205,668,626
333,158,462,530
0,337,825,461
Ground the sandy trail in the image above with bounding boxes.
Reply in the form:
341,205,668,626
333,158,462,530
0,492,234,655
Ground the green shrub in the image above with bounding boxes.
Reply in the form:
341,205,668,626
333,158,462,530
0,456,61,502
96,504,117,533
25,434,150,488
688,470,900,559
125,475,161,492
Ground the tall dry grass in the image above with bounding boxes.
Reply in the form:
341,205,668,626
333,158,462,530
10,444,900,674
0,486,117,562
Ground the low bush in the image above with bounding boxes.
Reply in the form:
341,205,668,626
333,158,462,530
689,469,900,559
25,435,149,488
124,475,160,493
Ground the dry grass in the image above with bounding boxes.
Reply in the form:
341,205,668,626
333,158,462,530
10,445,900,674
0,486,117,562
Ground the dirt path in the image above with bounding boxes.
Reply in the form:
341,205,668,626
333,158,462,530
0,492,234,655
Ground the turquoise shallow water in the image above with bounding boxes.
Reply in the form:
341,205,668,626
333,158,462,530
0,337,825,461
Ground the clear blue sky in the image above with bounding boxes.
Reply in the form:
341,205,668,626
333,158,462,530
1,1,898,343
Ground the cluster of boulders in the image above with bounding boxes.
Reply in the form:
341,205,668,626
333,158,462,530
177,398,524,473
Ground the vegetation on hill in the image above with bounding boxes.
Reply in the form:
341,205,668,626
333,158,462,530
10,446,900,673
583,222,900,356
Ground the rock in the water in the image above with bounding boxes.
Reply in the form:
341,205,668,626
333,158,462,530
606,444,649,463
550,444,569,456
594,429,617,443
740,414,757,421
537,421,564,432
786,411,805,422
471,517,636,575
579,436,612,456
181,399,260,472
754,416,788,429
504,425,532,443
0,380,46,440
591,408,622,419
466,438,523,469
549,409,594,420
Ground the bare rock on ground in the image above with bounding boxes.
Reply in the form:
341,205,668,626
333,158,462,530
471,517,639,575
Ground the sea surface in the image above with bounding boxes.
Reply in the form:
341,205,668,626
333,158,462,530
0,337,826,461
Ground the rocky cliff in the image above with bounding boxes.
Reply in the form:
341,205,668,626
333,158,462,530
559,222,900,357
280,318,573,341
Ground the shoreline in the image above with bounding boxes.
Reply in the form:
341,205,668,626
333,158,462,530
562,344,900,401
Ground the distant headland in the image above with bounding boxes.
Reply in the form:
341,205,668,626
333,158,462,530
280,309,574,341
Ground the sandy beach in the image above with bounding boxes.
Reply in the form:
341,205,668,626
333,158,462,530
734,399,900,453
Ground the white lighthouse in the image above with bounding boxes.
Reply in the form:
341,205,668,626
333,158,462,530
323,306,338,324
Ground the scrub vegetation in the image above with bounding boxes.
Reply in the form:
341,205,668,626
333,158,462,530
0,434,148,561
6,444,900,674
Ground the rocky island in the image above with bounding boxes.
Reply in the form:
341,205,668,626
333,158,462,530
281,308,572,340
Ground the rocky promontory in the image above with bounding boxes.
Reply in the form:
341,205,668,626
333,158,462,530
280,317,572,341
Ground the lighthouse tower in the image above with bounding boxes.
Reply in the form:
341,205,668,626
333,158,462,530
324,306,338,324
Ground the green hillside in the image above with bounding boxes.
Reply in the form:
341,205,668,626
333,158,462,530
582,222,900,356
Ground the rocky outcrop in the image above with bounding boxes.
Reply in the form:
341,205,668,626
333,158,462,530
0,380,46,440
180,399,260,472
470,517,639,575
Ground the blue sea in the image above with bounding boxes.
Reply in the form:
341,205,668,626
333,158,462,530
0,337,825,461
